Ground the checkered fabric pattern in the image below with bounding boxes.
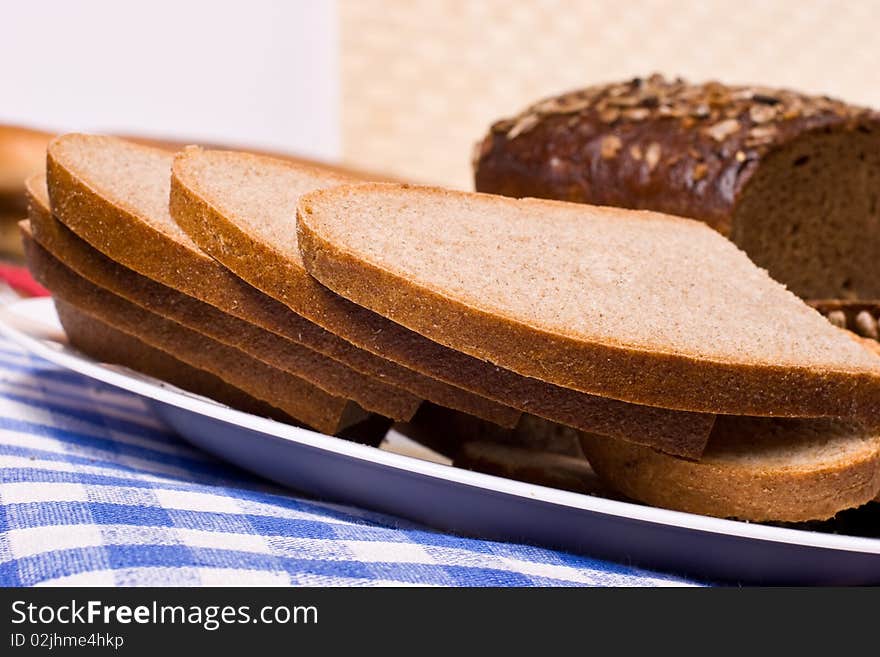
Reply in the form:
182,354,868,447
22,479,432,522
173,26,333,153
0,334,701,586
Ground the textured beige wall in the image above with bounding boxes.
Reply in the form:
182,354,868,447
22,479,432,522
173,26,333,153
341,0,880,188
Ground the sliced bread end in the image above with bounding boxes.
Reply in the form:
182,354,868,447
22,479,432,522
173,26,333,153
580,416,880,522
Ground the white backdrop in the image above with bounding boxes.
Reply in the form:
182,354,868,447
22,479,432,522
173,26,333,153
0,0,339,160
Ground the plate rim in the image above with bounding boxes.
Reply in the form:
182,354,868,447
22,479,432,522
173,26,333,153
2,297,879,557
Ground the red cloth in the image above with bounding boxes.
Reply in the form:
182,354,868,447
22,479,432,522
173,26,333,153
0,263,50,297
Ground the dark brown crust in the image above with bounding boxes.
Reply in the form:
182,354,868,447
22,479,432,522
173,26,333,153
167,157,520,429
474,74,880,236
56,300,296,423
59,300,390,446
297,184,880,421
25,175,420,421
58,300,390,446
44,136,516,428
580,429,880,522
23,230,369,434
171,152,719,458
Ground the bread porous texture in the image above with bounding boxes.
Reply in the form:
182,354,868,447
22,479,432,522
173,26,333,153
23,231,368,435
731,128,880,299
46,134,516,428
170,147,719,457
580,416,880,522
26,174,420,422
296,183,880,420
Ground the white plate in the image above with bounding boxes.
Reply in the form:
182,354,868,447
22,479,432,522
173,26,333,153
2,297,879,585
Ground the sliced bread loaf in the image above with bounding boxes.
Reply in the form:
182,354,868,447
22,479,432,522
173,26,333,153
23,229,370,435
56,300,294,423
169,147,716,457
26,174,420,422
296,184,880,420
580,416,880,522
45,134,515,427
56,298,390,445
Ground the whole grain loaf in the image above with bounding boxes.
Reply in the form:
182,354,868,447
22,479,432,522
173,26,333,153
26,174,420,421
23,230,370,435
297,183,880,420
170,147,717,457
45,134,515,427
580,416,880,522
474,74,880,300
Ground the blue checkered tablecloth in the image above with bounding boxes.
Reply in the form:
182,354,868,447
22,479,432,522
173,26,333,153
0,334,701,587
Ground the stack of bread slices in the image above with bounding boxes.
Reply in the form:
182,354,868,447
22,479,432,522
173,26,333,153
21,133,880,524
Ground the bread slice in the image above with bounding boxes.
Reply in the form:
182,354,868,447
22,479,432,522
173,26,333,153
56,300,293,422
23,229,370,435
169,147,717,458
46,134,517,428
297,183,880,420
25,174,420,422
580,416,880,522
56,300,390,445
